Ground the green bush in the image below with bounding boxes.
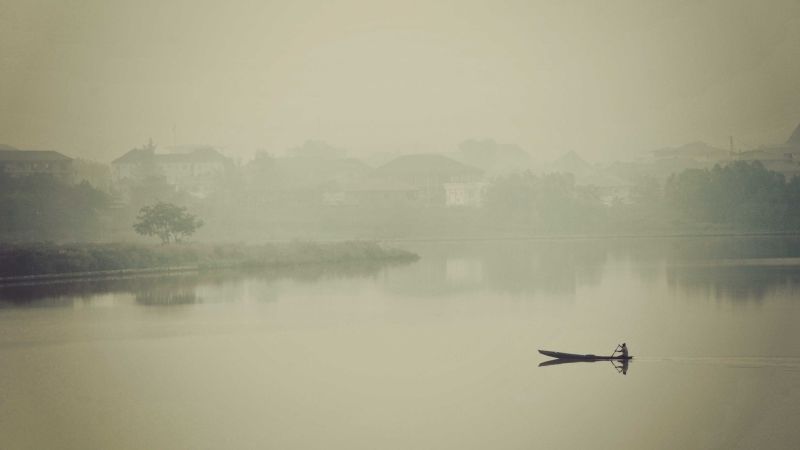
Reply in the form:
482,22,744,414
0,241,417,277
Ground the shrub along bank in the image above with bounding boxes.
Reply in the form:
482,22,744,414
0,241,418,278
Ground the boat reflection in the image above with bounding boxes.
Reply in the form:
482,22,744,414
538,357,630,375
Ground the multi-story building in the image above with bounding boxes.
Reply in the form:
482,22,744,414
0,147,73,179
111,144,230,198
373,154,485,206
444,181,489,207
736,122,800,178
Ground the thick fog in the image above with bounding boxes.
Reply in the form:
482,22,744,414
3,1,800,243
5,4,800,449
2,0,800,163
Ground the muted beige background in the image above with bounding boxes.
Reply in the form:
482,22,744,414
2,0,800,162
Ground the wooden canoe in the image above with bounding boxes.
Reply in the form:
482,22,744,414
538,349,633,360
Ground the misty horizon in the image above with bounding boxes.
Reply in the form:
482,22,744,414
3,0,800,163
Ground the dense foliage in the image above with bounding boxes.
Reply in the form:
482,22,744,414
0,242,199,276
0,173,110,241
483,162,800,235
0,241,418,277
2,160,799,243
664,161,800,230
133,202,204,243
485,172,606,233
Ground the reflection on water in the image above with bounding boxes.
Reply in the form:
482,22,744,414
136,286,198,306
0,259,412,307
393,237,800,303
538,357,630,375
388,239,607,298
2,237,800,450
3,237,800,307
613,358,629,375
666,264,800,302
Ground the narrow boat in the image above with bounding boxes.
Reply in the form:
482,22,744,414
538,349,633,360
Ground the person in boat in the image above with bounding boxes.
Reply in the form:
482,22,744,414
619,343,629,358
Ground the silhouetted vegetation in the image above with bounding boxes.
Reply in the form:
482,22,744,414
3,156,800,244
194,160,800,239
480,161,800,236
0,173,110,241
0,243,199,277
664,161,800,230
485,172,606,233
134,201,204,243
0,256,414,305
0,241,418,278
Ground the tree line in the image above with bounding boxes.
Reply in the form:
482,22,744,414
0,173,110,241
485,161,800,234
2,160,800,242
663,161,800,230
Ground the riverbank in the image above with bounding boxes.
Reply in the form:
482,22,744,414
377,229,800,243
0,241,418,280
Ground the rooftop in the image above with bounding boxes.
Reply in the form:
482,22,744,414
112,148,154,164
113,146,229,165
0,149,72,162
652,141,730,159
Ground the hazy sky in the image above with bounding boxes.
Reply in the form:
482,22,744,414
2,0,800,162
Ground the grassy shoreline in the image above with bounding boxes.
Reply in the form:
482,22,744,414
377,229,800,243
0,241,418,280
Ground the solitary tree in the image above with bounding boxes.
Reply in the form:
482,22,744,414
133,201,203,244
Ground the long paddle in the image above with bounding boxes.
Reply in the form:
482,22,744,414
609,345,623,373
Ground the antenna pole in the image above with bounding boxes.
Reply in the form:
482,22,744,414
729,135,735,157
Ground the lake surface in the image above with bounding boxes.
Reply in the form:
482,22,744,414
2,237,800,450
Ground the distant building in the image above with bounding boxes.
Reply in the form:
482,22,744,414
547,150,595,177
258,156,370,190
546,151,634,205
111,144,231,198
323,178,419,207
651,142,732,162
373,154,484,206
444,182,489,207
246,152,374,207
735,121,800,178
456,139,532,176
0,147,73,179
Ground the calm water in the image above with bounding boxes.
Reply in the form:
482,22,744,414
2,237,800,450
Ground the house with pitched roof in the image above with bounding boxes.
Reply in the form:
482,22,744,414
0,145,73,180
736,121,800,178
372,154,485,206
111,143,231,198
322,178,419,207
